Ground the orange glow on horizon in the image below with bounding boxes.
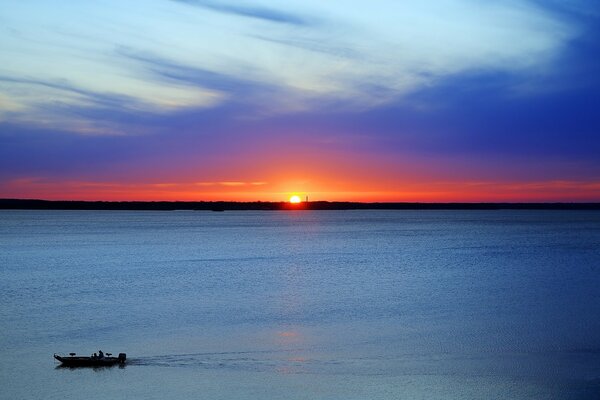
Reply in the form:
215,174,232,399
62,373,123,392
2,176,600,202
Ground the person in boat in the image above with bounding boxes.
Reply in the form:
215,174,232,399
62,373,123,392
98,350,104,359
92,352,98,359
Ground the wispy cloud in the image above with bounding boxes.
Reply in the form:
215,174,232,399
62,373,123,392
171,0,312,26
0,69,227,134
0,75,140,110
114,46,322,116
251,35,359,59
116,47,261,94
0,75,166,135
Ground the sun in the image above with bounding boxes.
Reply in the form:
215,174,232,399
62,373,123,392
289,195,302,204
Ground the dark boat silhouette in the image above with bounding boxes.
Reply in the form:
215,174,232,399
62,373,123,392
54,352,126,367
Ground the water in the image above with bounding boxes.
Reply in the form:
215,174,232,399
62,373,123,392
1,210,599,399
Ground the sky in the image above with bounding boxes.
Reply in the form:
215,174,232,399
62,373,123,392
1,0,599,202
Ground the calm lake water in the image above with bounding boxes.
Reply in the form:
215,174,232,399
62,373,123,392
1,210,600,399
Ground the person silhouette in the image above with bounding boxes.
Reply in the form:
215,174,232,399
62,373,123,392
98,350,104,359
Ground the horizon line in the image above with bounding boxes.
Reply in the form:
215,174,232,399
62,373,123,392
2,198,600,211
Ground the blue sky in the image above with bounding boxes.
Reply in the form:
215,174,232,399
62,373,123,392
1,0,599,201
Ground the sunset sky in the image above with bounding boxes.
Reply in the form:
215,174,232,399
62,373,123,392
1,1,599,201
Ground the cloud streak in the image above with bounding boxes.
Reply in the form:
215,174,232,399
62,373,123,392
0,75,140,110
116,47,263,95
172,0,312,26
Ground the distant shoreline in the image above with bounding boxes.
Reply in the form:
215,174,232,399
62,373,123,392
2,199,600,210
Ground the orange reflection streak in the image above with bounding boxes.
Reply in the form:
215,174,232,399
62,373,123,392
274,330,308,374
278,331,299,338
288,357,306,362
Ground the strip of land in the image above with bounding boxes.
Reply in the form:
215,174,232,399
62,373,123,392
1,199,599,210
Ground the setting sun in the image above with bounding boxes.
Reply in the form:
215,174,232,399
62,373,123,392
289,195,301,203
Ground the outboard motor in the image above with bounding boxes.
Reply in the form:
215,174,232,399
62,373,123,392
118,353,127,364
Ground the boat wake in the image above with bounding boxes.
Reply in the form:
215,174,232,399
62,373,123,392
127,349,346,374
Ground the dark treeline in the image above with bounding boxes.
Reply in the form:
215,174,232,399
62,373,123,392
1,199,600,211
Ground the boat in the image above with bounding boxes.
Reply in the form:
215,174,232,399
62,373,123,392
54,352,126,367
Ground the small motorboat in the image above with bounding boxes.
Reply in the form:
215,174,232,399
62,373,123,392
54,352,126,367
